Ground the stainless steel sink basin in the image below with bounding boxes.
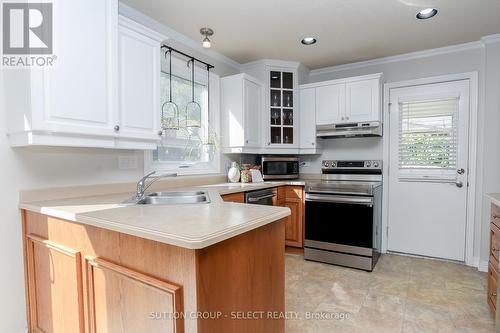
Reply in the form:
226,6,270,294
134,191,210,205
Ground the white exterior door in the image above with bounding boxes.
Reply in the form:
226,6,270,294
387,80,470,261
243,78,262,147
315,84,345,125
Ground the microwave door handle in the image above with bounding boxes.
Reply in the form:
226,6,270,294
247,193,276,203
305,194,373,206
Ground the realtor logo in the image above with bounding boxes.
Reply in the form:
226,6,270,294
2,2,53,54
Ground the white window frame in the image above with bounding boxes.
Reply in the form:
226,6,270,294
145,56,221,176
397,93,461,182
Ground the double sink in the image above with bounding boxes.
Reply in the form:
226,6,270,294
131,191,210,205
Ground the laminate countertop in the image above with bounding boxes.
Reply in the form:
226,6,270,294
19,181,305,249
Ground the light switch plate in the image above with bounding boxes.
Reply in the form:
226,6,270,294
118,155,138,170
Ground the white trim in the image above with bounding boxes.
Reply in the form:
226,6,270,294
118,15,166,42
311,42,484,76
299,72,383,89
478,259,489,272
382,72,479,268
118,3,242,72
481,33,500,44
242,59,302,70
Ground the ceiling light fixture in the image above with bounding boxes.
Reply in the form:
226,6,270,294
416,8,438,20
301,37,317,45
200,27,214,48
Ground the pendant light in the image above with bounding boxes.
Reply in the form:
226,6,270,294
185,58,202,128
161,49,180,131
200,28,214,48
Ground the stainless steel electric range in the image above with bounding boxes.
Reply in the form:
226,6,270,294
304,160,383,271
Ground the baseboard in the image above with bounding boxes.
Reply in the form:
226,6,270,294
478,260,489,272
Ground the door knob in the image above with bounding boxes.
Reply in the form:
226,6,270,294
457,168,465,175
114,125,120,132
456,181,464,188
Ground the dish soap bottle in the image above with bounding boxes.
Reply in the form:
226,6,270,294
227,162,241,183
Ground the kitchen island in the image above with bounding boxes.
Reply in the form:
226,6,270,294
20,187,290,333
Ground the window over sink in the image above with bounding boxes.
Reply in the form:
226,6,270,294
145,54,221,175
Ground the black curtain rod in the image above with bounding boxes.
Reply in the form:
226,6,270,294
161,45,215,70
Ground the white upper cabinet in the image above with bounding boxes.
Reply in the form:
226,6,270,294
5,0,118,147
345,78,380,122
301,73,383,127
244,78,263,147
221,73,264,150
299,87,321,152
5,1,166,149
315,83,346,125
116,16,164,148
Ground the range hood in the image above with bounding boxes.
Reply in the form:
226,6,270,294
316,121,382,138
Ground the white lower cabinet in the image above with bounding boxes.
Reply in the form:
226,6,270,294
5,1,165,150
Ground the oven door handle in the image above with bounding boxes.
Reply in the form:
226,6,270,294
305,193,374,206
246,193,276,203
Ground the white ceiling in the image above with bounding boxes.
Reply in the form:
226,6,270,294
122,0,500,69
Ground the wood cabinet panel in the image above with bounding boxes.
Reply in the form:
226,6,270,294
490,223,500,264
196,220,285,333
488,261,498,312
488,203,500,314
86,258,183,333
277,186,304,248
26,234,84,333
492,203,500,229
221,192,245,203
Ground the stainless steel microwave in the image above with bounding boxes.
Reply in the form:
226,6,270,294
261,156,299,180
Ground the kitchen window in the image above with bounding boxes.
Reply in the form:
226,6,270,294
398,97,459,181
145,55,221,175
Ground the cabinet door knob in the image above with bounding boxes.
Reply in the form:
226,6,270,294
312,142,315,146
158,130,163,136
346,116,349,120
341,117,345,121
245,140,249,144
114,125,120,132
267,142,271,146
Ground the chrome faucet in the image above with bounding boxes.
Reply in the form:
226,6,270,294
136,171,177,200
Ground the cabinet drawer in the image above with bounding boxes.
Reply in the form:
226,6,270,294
492,203,500,229
488,261,498,312
490,223,500,263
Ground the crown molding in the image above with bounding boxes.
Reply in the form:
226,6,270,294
242,59,302,69
310,40,484,76
118,3,242,72
481,33,500,45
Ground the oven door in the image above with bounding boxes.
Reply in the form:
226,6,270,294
305,193,374,249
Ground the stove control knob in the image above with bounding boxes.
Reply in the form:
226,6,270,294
331,162,337,168
373,161,379,168
324,161,330,167
365,161,371,167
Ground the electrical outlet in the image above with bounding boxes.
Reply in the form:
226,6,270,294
118,155,138,170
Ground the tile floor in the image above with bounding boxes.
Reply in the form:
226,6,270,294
285,253,495,333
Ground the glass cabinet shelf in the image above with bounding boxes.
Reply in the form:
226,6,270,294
269,70,294,145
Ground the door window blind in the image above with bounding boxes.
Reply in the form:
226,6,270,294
398,97,459,181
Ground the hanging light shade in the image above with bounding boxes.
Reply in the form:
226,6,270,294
200,28,214,49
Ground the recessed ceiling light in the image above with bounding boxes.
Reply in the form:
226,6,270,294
416,8,438,20
301,37,317,45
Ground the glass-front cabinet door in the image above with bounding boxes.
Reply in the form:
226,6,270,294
268,69,296,146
